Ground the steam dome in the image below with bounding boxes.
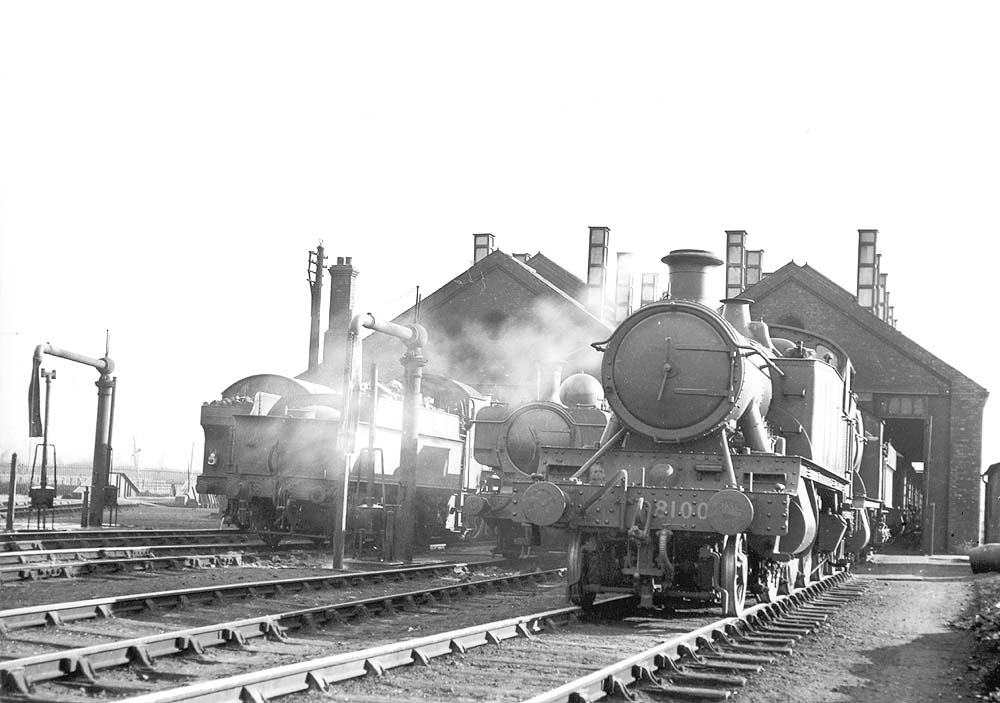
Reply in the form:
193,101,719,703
559,373,604,407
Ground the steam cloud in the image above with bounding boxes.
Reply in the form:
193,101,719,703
424,297,604,404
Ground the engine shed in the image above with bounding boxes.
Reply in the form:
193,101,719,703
736,231,988,553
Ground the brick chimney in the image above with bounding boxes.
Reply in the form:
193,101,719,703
586,226,610,320
323,256,359,391
473,233,494,263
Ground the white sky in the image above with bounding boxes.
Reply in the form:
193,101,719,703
1,2,997,472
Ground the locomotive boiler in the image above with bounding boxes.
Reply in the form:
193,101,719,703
465,249,870,615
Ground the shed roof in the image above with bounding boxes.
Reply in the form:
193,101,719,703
384,248,608,333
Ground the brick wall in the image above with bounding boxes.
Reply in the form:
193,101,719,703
947,380,988,547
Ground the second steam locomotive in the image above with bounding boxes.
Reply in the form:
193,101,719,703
466,249,871,616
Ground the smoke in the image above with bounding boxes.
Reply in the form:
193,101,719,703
424,297,604,404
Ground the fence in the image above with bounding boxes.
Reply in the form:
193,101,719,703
1,466,201,499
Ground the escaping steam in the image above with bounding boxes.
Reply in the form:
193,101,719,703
425,297,604,404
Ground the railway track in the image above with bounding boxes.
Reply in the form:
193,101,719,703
0,528,252,552
1,501,85,520
0,529,346,583
0,539,326,583
0,563,563,699
0,564,864,701
0,559,504,631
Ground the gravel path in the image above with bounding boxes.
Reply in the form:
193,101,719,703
736,553,989,703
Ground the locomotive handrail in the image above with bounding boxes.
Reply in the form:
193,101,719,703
737,344,785,377
718,428,739,488
568,427,626,481
579,469,628,517
589,336,613,353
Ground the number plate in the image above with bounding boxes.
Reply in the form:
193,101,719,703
652,499,710,522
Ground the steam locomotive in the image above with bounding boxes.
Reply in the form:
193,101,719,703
197,372,487,548
464,249,871,616
469,372,610,556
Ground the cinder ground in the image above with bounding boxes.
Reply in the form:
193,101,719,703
736,553,1000,702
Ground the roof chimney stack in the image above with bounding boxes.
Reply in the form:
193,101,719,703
856,229,878,312
745,249,764,287
614,252,634,322
639,272,661,307
856,229,894,326
725,230,747,298
878,271,888,321
586,226,610,320
473,233,495,264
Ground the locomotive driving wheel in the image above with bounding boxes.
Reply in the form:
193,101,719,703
720,533,748,616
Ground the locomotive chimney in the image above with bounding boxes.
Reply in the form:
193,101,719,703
661,249,723,307
535,362,563,403
721,297,753,337
323,255,359,391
